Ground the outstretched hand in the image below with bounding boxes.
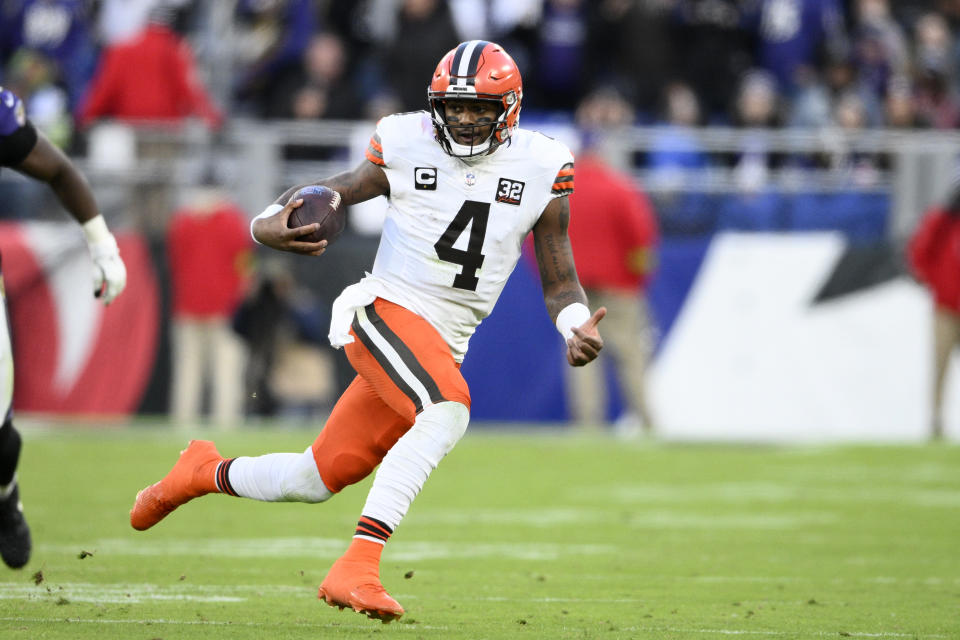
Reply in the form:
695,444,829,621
566,307,606,367
251,198,328,256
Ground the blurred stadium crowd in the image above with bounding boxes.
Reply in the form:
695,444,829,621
2,0,960,147
3,0,960,240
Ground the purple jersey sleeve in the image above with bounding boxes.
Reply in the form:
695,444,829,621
0,87,26,135
0,87,38,167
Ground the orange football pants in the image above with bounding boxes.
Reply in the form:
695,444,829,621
311,298,470,493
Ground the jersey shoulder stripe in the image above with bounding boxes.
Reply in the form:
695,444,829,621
551,162,575,196
366,132,385,166
512,128,575,193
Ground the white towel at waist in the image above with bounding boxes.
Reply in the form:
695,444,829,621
328,281,377,348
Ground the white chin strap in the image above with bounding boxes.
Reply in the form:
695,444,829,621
444,129,494,158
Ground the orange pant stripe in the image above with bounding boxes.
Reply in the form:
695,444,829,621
312,298,470,493
350,303,446,413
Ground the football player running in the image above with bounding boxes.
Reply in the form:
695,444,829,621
130,41,604,621
0,87,127,569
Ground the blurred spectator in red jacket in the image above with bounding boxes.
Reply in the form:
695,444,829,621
907,184,960,440
77,17,221,128
167,181,252,427
566,123,659,437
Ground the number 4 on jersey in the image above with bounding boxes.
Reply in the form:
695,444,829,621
434,200,490,291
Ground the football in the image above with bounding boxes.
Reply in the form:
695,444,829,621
287,185,345,244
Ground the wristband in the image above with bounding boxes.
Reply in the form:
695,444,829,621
81,214,112,246
250,203,284,244
556,302,590,340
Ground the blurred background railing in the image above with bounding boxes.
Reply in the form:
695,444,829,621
33,120,959,242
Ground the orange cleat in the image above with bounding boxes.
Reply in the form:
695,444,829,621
318,555,404,623
130,440,222,531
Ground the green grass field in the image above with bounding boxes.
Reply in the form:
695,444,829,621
1,421,958,639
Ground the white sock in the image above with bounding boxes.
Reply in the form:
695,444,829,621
226,447,331,503
360,401,469,531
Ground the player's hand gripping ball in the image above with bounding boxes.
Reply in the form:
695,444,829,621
287,186,345,244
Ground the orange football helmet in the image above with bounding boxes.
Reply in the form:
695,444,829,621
427,40,523,157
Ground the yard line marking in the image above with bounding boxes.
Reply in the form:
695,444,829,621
408,507,837,529
36,537,616,561
412,507,605,525
0,616,449,631
0,582,305,594
0,581,302,604
580,483,960,508
0,593,244,603
625,513,836,528
0,581,655,604
0,582,657,605
0,582,645,605
35,537,349,558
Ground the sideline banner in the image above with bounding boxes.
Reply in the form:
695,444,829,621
0,221,159,415
648,232,932,442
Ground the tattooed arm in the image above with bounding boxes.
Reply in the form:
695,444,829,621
252,159,390,255
532,196,606,366
533,196,587,318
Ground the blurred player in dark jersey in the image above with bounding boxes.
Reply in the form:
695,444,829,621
0,86,127,569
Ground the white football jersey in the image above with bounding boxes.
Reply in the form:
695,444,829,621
354,111,574,362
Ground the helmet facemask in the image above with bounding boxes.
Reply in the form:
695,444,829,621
429,95,517,158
